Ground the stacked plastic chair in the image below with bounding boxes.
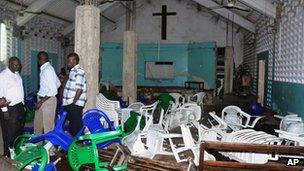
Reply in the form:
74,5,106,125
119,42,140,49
221,129,283,164
12,111,73,171
96,93,121,127
12,109,128,171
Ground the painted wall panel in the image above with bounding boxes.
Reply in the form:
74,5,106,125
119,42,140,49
137,44,188,87
272,81,304,116
188,42,216,89
101,42,215,87
101,43,123,85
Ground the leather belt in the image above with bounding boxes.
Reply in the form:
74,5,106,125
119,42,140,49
38,96,53,99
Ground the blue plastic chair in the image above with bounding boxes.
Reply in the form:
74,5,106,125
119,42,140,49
32,162,57,171
118,97,129,108
27,111,80,151
82,109,120,149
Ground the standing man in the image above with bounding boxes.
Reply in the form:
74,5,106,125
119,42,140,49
34,51,60,135
63,52,87,136
0,57,25,157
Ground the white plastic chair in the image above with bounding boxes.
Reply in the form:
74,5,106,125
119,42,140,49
127,102,144,112
96,93,121,126
122,102,182,159
166,103,201,130
276,130,304,146
140,101,159,132
221,129,283,164
221,106,263,131
168,124,215,166
169,93,185,107
187,92,205,106
279,114,303,132
191,112,228,143
122,102,159,156
121,102,144,131
208,112,228,130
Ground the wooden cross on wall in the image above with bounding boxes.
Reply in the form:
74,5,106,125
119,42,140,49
153,5,177,40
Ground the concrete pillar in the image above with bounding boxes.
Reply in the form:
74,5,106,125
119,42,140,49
122,31,137,104
74,5,100,110
224,46,234,94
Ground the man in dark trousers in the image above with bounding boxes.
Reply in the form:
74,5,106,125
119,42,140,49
62,53,87,136
0,57,25,157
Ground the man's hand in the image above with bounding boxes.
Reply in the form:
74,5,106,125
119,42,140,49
35,101,43,110
3,112,9,120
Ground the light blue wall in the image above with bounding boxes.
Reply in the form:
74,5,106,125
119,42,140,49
101,42,216,88
137,44,188,87
101,43,123,85
188,42,216,89
272,82,304,116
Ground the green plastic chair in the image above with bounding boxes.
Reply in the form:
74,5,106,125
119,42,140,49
157,93,174,111
13,134,35,156
123,111,146,135
13,145,48,171
68,127,127,171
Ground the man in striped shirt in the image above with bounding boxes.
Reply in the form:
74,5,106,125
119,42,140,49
63,53,87,136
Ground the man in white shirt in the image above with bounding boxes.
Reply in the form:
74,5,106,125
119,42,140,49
34,51,60,135
0,57,25,157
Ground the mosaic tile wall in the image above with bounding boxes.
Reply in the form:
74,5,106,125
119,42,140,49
243,0,304,110
243,17,274,108
274,0,304,84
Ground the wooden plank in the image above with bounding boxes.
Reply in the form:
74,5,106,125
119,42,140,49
99,147,188,171
203,161,302,171
200,141,304,170
224,47,234,94
201,141,304,154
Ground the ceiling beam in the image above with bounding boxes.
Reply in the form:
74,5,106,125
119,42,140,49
63,1,118,35
16,0,57,26
239,0,276,18
193,0,255,33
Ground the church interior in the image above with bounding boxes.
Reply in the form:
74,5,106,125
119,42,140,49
0,0,304,170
